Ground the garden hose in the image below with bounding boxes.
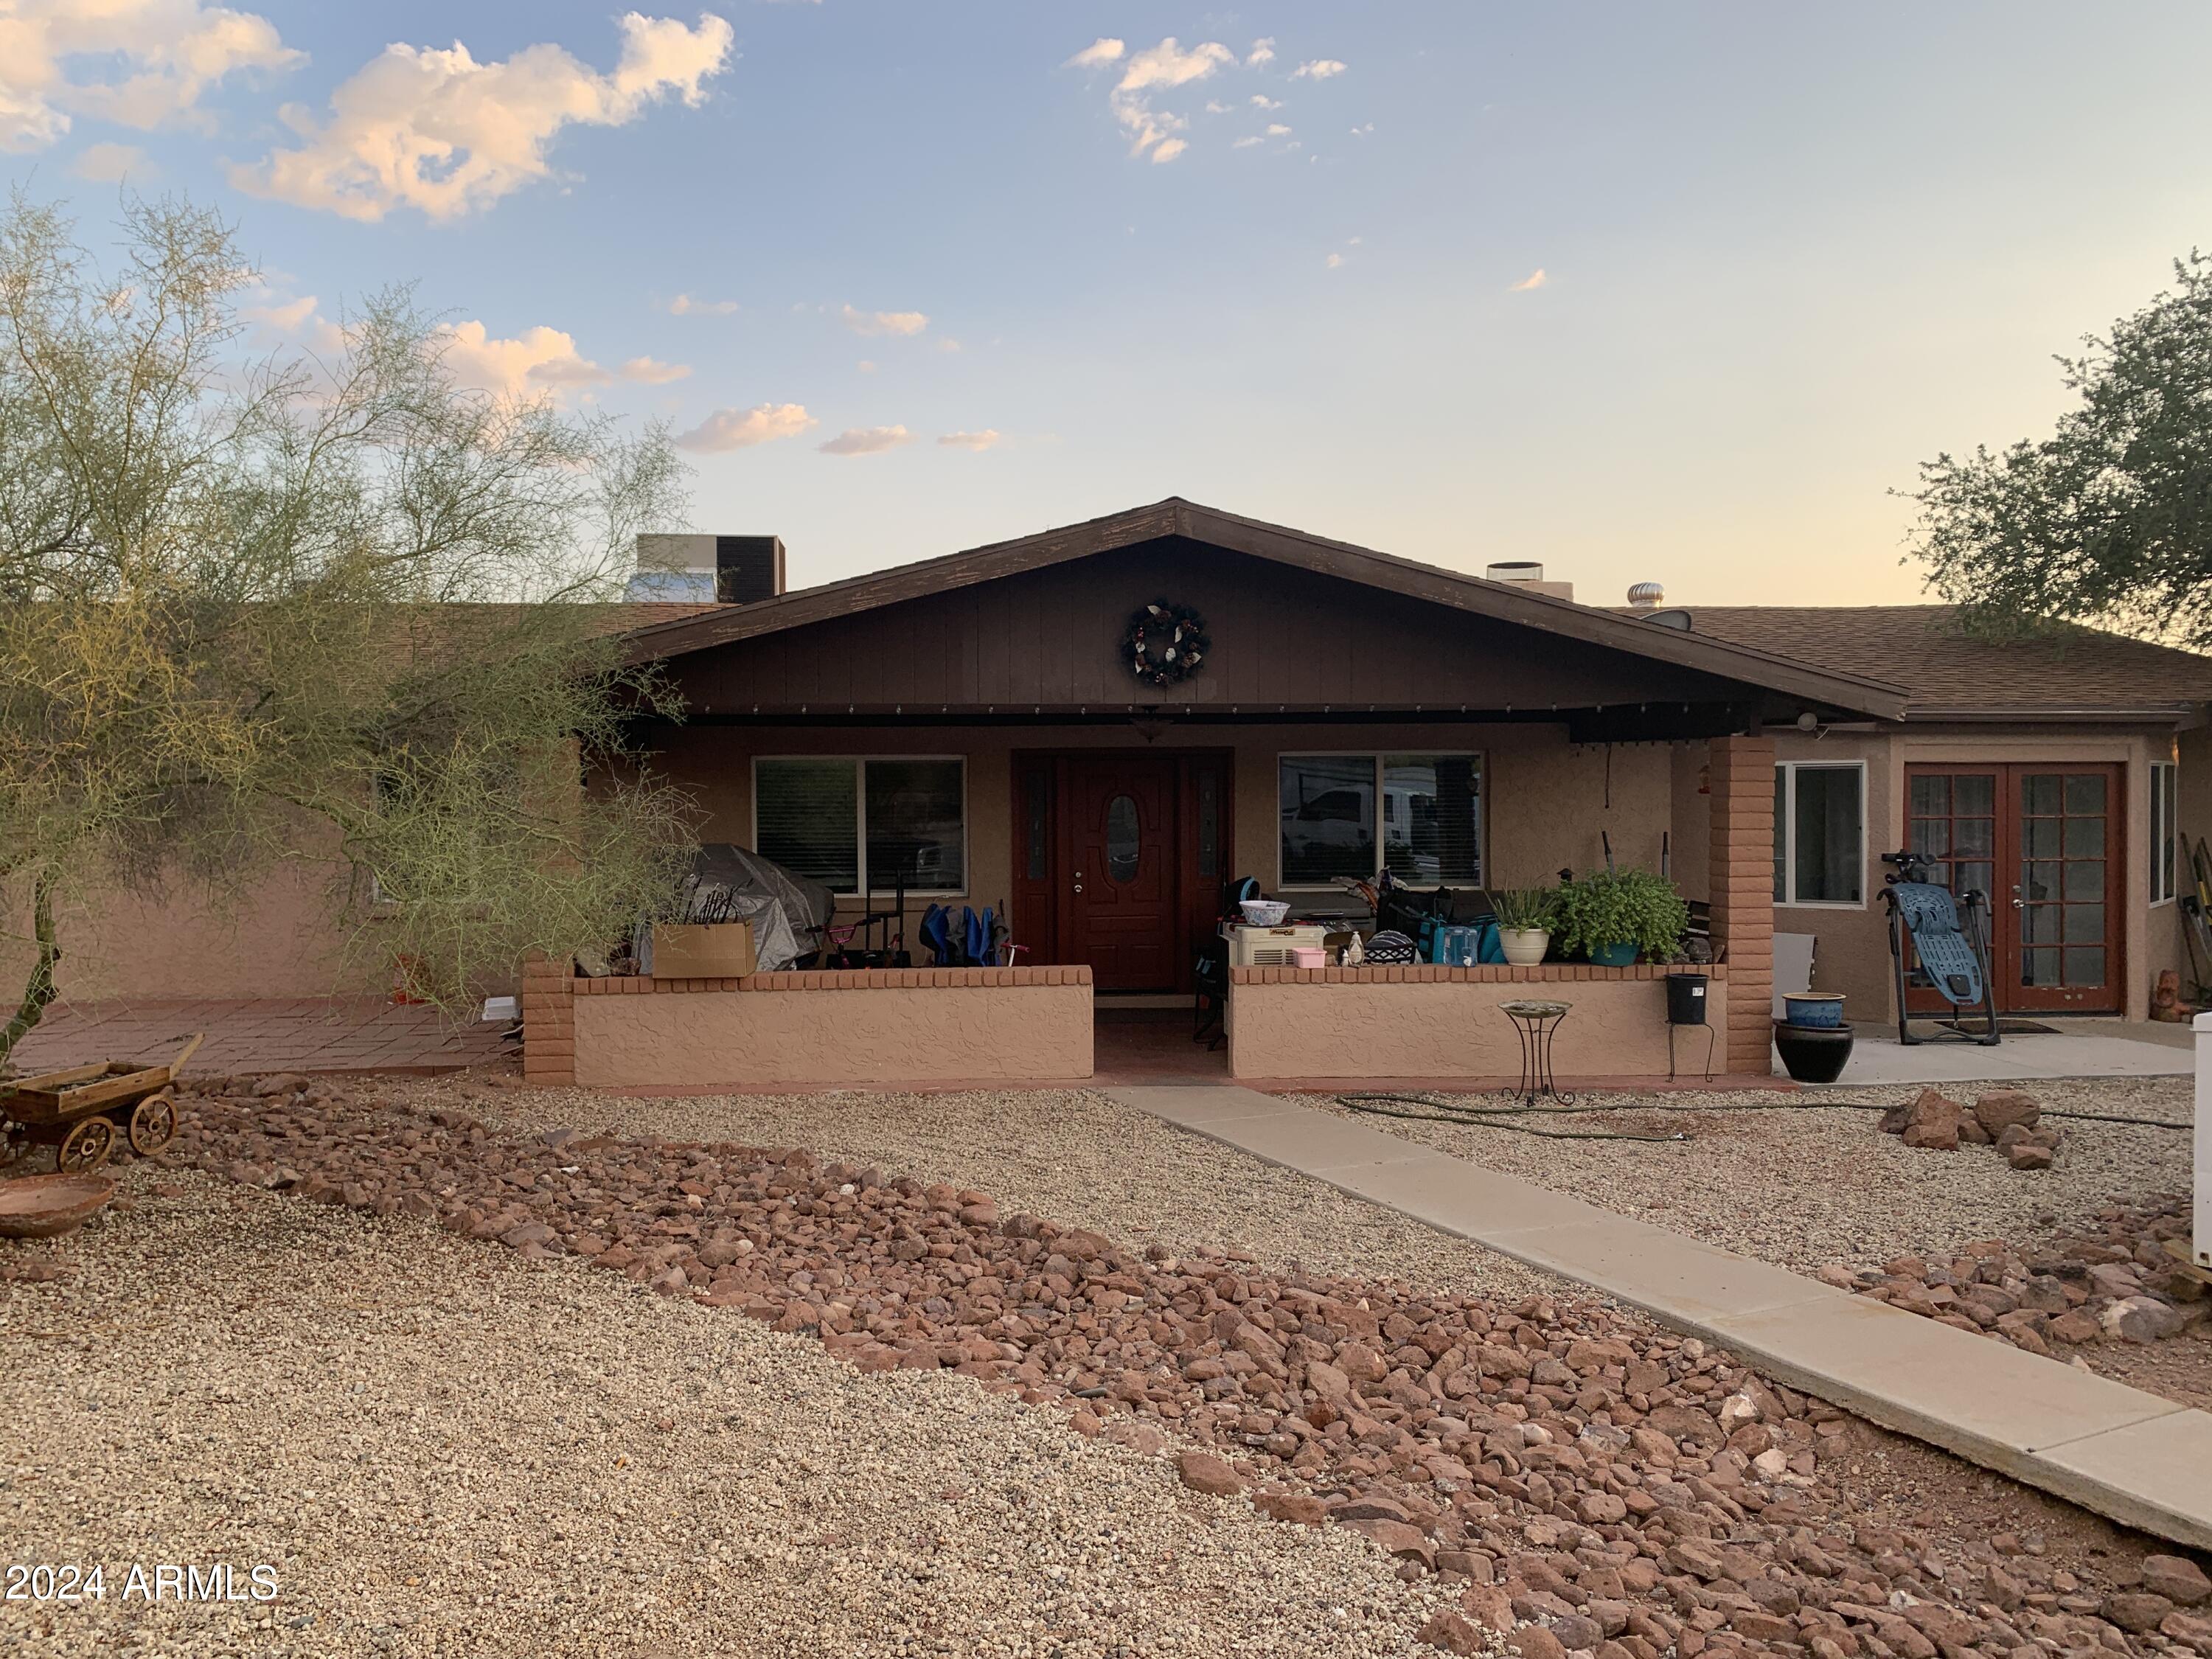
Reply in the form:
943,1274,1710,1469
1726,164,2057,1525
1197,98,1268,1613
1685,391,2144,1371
1333,1092,2191,1138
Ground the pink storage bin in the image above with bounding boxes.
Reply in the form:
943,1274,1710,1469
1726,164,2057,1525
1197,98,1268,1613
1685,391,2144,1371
1288,947,1327,967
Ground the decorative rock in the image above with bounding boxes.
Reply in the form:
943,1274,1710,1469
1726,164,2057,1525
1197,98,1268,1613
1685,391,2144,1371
1419,1610,1487,1655
2101,1297,2186,1343
1175,1450,1245,1497
1253,1489,1326,1526
1461,1585,1517,1634
1341,1517,1435,1570
1507,1624,1567,1659
2143,1555,2212,1607
2006,1142,2053,1172
1974,1090,2041,1137
2104,1591,2177,1635
1899,1090,1962,1150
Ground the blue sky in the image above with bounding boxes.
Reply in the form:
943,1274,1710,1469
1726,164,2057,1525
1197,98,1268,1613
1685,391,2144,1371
9,2,2212,604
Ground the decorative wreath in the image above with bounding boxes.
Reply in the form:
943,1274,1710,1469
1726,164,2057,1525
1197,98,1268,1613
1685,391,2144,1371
1121,599,1211,688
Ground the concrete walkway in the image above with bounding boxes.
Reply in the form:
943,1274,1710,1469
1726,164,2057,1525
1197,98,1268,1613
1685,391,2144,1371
1105,1083,2212,1551
1826,1024,2191,1087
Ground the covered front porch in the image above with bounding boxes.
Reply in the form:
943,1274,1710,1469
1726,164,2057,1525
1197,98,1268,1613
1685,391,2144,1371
524,501,1906,1091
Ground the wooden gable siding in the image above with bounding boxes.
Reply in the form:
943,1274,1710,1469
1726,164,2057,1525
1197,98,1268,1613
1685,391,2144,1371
661,538,1753,715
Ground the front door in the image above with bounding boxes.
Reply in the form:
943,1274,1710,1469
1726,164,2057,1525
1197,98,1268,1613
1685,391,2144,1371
1062,755,1179,991
1904,763,2124,1015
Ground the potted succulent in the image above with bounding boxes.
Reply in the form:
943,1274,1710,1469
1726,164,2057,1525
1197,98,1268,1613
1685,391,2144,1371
1490,888,1557,967
1552,868,1688,966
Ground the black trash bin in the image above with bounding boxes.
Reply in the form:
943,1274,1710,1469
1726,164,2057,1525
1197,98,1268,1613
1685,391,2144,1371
1664,973,1708,1026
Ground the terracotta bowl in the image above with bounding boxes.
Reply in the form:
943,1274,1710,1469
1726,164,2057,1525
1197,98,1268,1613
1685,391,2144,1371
0,1173,117,1239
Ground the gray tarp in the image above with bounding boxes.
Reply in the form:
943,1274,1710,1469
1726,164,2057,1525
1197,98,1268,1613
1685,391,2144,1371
638,845,836,975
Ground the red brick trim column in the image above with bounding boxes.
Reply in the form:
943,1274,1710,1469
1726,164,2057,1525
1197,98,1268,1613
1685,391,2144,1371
521,953,575,1086
1708,733,1775,1077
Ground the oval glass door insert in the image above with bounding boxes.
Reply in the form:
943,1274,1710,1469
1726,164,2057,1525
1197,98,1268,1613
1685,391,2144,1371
1105,795,1140,883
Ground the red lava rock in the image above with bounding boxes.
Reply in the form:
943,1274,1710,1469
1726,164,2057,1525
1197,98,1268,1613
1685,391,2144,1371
1175,1450,1245,1497
2104,1591,2178,1634
2006,1142,2054,1171
1899,1090,1961,1150
161,1085,2185,1659
1419,1609,1486,1655
1506,1625,1567,1659
2144,1555,2212,1607
1974,1089,2041,1137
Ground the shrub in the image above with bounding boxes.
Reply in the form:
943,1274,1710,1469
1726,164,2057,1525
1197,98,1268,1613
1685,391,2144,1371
1551,869,1688,960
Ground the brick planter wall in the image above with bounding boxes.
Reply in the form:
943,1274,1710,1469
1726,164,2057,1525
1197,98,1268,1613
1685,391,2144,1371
557,965,1093,1089
1226,963,1728,1083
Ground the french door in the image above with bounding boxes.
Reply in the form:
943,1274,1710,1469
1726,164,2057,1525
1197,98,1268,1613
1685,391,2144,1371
1904,763,2123,1014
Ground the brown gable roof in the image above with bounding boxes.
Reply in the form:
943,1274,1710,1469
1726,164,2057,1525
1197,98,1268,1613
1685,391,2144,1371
619,498,1910,720
1669,607,2212,720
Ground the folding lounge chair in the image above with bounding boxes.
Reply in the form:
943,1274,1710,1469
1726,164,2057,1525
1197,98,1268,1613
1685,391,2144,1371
1877,851,2000,1046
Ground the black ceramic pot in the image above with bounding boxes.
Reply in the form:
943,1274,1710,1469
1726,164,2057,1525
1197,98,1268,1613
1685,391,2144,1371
1772,1019,1854,1085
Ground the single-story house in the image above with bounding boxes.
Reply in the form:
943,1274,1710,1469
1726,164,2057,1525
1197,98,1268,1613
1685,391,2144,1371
32,498,2212,1090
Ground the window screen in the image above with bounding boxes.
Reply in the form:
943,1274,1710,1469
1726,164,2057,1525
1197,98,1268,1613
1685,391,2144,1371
1777,763,1863,905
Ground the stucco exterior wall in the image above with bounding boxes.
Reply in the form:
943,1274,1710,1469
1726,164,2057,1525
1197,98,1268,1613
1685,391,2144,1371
569,968,1093,1088
1225,964,1728,1082
648,720,1686,921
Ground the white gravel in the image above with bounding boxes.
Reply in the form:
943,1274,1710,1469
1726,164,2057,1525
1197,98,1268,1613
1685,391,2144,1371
1301,1077,2194,1273
0,1165,1464,1658
457,1081,1559,1303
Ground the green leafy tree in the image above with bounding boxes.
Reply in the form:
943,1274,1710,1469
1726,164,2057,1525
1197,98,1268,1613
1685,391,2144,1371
0,193,695,1065
1907,251,2212,645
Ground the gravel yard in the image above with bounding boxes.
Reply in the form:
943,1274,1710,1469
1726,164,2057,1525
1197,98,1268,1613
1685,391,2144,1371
465,1082,1560,1303
1301,1077,2195,1275
0,1164,1455,1659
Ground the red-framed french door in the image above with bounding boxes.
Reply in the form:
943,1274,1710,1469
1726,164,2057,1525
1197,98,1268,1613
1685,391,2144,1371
1009,751,1233,993
1903,762,2124,1015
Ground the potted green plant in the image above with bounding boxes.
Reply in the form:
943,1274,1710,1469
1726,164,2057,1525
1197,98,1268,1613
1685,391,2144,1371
1490,888,1557,967
1552,869,1688,965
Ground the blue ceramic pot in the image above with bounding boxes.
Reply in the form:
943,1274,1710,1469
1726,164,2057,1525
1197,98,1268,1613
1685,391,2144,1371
1587,942,1638,967
1783,992,1846,1029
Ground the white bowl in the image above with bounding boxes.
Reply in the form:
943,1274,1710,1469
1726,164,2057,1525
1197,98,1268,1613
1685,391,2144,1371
1239,899,1291,926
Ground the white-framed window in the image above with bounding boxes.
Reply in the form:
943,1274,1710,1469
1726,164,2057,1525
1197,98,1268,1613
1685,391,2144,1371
751,757,967,897
1278,752,1483,888
1773,760,1865,908
2151,759,2178,905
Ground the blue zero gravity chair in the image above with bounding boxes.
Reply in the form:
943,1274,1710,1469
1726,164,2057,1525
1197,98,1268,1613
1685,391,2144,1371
1877,850,2000,1046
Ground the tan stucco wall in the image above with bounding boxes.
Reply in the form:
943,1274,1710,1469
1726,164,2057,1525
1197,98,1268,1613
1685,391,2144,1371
2,858,375,1002
649,720,1687,919
1226,968,1728,1082
1770,726,2174,1024
571,977,1093,1088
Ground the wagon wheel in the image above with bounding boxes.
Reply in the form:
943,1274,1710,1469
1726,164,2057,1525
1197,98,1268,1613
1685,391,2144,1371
129,1091,178,1155
56,1115,116,1173
0,1117,26,1168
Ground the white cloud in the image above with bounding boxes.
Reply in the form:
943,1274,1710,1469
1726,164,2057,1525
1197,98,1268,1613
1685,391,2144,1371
70,141,153,181
818,425,911,457
619,355,690,384
1250,94,1281,111
0,0,301,153
937,429,1001,451
1065,38,1124,69
856,359,877,374
675,403,817,453
840,304,928,338
1231,135,1262,150
243,293,319,332
1350,122,1374,136
1509,268,1548,291
667,293,738,316
1325,253,1344,269
1246,38,1276,66
1292,59,1347,80
438,321,611,396
229,12,734,221
1265,123,1291,137
1073,35,1234,164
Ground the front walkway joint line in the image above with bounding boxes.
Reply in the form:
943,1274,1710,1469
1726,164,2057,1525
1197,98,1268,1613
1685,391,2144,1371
1104,1085,2212,1553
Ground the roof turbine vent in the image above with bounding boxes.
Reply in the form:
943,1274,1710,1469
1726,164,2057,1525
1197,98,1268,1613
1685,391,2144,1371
1627,581,1665,609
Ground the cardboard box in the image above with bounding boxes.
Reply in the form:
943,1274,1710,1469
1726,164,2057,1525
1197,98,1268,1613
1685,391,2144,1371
649,921,757,978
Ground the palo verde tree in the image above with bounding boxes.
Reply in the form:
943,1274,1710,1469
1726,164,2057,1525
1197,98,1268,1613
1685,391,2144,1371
0,193,696,1065
1907,251,2212,645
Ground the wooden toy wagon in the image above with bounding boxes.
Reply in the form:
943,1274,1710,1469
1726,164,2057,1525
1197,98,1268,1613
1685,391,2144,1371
0,1033,202,1172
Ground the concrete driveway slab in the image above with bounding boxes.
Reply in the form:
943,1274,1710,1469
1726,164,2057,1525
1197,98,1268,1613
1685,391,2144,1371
2037,1410,2212,1553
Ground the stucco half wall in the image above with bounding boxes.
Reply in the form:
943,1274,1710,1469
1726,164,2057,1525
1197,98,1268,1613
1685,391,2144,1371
568,967,1093,1089
1225,964,1731,1083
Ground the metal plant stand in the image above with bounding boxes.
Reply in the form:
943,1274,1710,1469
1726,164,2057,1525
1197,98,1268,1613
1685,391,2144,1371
1499,999,1575,1107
